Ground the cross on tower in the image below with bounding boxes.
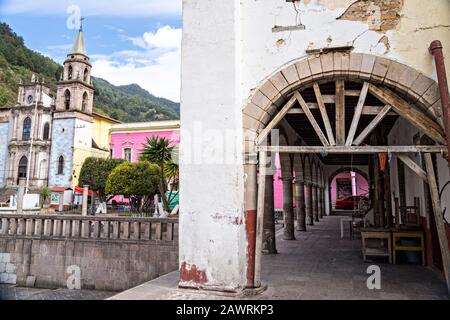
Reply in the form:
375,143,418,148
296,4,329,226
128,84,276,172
80,17,85,31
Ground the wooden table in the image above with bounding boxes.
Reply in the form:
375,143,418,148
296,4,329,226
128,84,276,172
361,229,392,264
392,230,425,265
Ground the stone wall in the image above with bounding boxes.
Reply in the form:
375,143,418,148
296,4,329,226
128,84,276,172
0,214,179,291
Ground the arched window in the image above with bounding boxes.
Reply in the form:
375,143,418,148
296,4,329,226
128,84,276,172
18,156,28,182
57,156,64,175
83,68,89,82
64,90,71,110
43,122,50,140
68,65,73,80
82,92,88,112
22,117,31,141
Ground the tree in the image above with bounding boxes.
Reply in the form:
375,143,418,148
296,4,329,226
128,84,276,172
78,157,125,203
40,186,49,208
105,161,160,212
139,136,176,211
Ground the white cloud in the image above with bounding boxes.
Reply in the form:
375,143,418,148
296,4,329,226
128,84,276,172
0,0,181,17
90,26,181,102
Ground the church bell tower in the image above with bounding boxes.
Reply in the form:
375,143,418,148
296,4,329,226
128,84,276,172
49,23,94,188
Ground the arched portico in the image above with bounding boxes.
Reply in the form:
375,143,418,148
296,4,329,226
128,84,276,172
244,52,448,289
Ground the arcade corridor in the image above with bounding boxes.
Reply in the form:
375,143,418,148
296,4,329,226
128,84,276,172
111,215,449,300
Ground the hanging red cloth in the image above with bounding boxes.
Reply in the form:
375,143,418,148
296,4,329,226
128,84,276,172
378,153,387,172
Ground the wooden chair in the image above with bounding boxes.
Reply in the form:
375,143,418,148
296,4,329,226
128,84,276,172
394,197,421,227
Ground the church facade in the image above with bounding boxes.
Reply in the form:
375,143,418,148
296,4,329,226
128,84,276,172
0,28,117,192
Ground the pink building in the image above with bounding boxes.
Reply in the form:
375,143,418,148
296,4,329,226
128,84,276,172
110,120,180,162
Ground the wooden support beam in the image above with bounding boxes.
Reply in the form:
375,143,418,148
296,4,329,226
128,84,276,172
346,82,369,146
256,93,297,145
256,145,447,154
424,153,450,294
313,83,335,145
368,84,446,145
397,154,428,183
353,105,392,146
335,80,345,145
295,91,329,146
254,151,267,287
287,105,396,115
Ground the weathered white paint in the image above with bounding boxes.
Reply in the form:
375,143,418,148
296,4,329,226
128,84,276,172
180,0,450,291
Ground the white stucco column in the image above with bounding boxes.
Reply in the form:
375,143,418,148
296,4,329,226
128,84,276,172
16,178,26,214
82,185,89,216
179,0,247,291
58,192,64,212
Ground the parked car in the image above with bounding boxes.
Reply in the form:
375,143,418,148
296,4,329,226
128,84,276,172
335,195,369,210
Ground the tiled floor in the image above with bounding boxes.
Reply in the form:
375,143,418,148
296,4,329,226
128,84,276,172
111,215,450,300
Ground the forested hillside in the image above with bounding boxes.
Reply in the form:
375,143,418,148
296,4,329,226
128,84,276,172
0,22,180,122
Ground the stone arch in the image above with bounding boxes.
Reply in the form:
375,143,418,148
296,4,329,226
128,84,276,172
327,167,369,187
243,52,444,155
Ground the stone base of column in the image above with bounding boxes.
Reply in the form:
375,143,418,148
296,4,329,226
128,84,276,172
262,248,278,255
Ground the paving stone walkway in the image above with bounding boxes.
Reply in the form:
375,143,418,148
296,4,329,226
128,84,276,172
0,284,115,300
111,215,449,300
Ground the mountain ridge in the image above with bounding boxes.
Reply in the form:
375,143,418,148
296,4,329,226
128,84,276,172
0,21,180,123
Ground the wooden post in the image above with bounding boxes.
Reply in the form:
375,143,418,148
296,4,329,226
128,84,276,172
254,151,267,287
384,160,393,227
424,153,450,294
335,80,345,145
394,197,400,228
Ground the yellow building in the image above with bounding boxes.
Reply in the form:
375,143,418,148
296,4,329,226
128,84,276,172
70,112,121,189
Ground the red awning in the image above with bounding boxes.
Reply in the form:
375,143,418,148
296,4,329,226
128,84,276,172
50,187,72,192
74,186,93,196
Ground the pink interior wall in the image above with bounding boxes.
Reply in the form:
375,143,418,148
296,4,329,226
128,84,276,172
110,130,180,162
330,171,368,203
273,154,283,209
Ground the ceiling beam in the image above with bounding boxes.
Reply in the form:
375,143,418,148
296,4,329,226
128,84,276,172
313,83,335,145
294,92,330,146
346,82,369,146
368,84,446,145
353,104,392,146
256,93,297,145
287,105,396,115
335,80,345,145
256,145,447,154
397,154,428,183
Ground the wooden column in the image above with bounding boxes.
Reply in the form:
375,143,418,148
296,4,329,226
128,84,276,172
424,153,450,294
384,160,393,227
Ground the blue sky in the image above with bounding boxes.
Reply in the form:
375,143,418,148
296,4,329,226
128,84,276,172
0,0,182,101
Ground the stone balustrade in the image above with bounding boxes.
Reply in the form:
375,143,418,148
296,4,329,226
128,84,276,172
0,214,178,242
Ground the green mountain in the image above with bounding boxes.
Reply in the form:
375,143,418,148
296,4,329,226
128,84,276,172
0,22,180,123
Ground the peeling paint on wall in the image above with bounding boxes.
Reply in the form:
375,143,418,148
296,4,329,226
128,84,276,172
337,0,404,32
180,261,208,285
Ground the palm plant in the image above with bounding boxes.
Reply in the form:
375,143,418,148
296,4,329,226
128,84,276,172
140,136,175,211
